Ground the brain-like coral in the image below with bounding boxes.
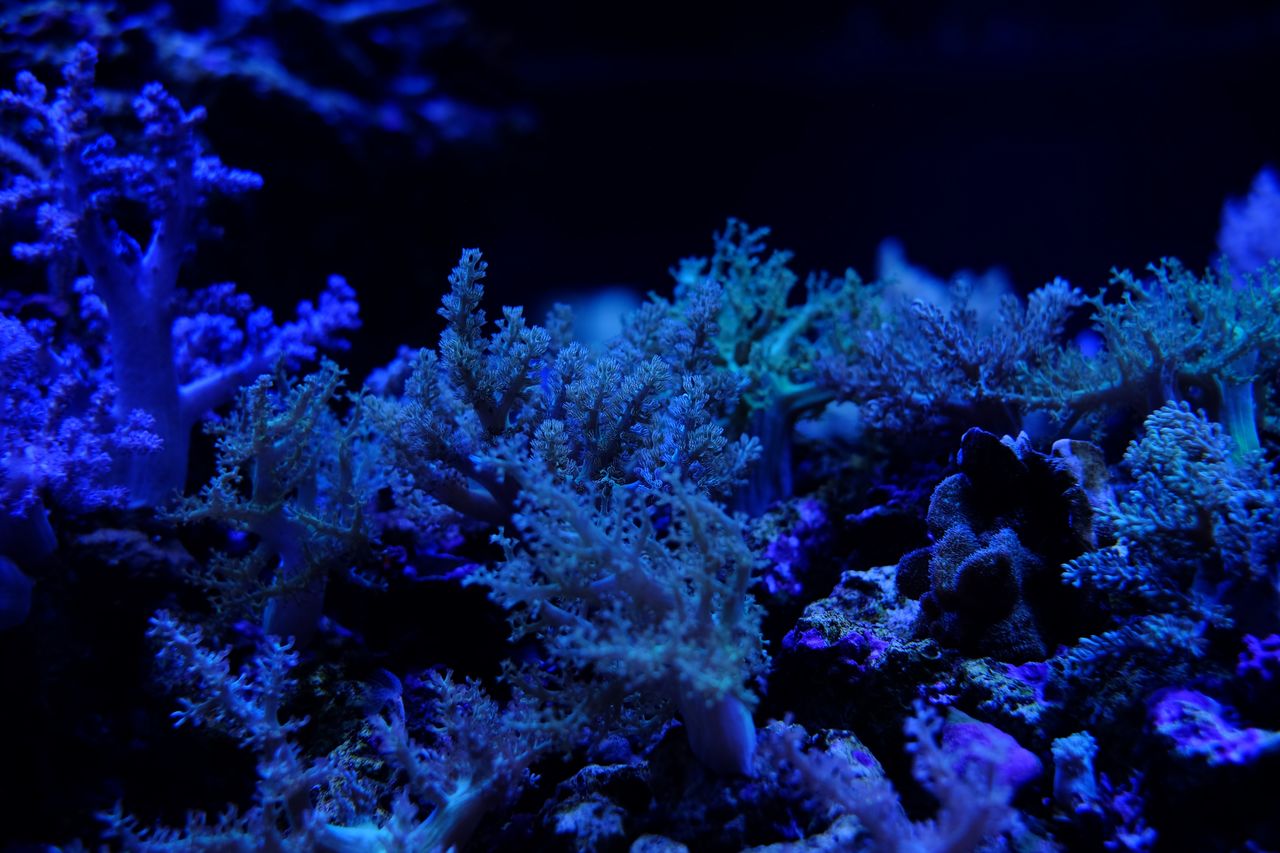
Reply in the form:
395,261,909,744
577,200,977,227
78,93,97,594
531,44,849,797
897,428,1101,661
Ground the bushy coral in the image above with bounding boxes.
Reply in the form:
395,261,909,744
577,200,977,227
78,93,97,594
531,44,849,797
1,35,1278,848
0,311,159,561
106,612,548,852
469,464,767,775
362,669,552,852
1050,731,1157,851
1043,401,1280,735
0,44,359,506
370,248,758,534
168,360,373,642
1065,402,1280,640
766,702,1039,853
822,273,1083,440
668,220,868,510
1026,261,1280,454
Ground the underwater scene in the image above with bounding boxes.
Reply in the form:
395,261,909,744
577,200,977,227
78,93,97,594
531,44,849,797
3,2,1280,850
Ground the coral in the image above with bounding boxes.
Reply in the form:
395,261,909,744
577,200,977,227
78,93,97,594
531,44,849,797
468,465,767,775
669,220,869,511
0,312,159,561
1050,731,1101,817
1065,402,1280,639
1043,404,1280,730
0,45,358,506
822,273,1082,440
1026,260,1280,454
4,5,1280,851
363,669,550,853
369,248,758,533
1097,772,1156,853
365,250,554,527
107,613,547,851
766,703,1039,853
1238,633,1280,681
168,360,373,642
1219,167,1280,281
896,428,1097,661
1149,688,1280,766
104,611,341,849
0,0,524,154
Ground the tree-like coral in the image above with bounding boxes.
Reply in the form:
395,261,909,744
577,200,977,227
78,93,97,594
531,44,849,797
169,360,373,642
0,44,359,506
0,311,159,562
668,219,869,511
1066,402,1280,626
822,275,1083,440
1059,403,1280,712
1025,261,1280,455
766,703,1039,853
468,461,767,775
105,613,547,851
369,248,758,534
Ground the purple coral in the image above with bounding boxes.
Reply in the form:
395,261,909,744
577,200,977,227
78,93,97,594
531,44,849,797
1150,688,1280,766
0,45,358,507
0,313,159,561
1238,633,1280,681
1219,167,1280,280
760,497,827,596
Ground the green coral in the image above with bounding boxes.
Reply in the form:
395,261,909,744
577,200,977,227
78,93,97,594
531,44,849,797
668,220,870,510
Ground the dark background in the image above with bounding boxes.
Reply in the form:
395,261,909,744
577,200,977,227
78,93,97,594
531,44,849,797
26,2,1280,377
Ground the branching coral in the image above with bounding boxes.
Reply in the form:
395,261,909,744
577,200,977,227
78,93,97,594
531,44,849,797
0,0,523,153
1056,403,1280,722
169,360,373,642
822,275,1083,440
369,248,757,534
1064,402,1280,638
468,461,767,775
1025,261,1280,454
106,613,547,851
668,219,868,511
0,44,359,506
766,703,1039,853
0,311,159,562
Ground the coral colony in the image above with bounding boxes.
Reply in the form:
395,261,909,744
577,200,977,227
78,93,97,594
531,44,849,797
2,8,1280,853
